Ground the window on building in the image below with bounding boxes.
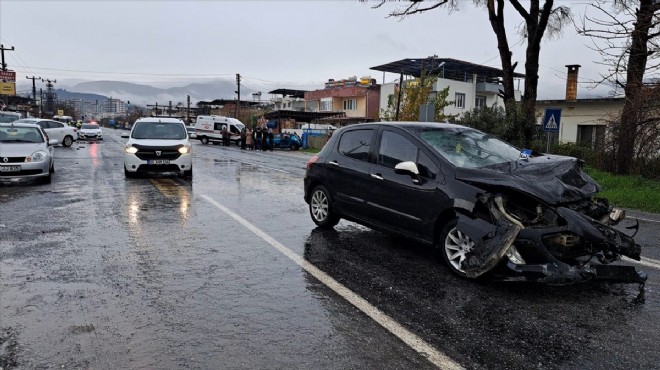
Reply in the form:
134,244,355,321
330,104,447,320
455,93,466,109
343,99,357,111
320,99,332,112
475,95,486,108
578,125,606,150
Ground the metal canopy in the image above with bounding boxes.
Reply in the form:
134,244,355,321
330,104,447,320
268,89,307,99
370,57,525,83
263,109,345,121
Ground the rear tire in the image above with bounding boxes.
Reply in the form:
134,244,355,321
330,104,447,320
62,135,73,147
200,136,209,145
309,185,340,228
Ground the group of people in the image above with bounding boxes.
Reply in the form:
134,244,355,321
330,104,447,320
240,126,274,151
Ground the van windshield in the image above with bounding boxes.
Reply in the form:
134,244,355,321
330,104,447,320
131,121,187,140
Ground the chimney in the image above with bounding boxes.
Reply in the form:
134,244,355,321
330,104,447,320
565,64,581,101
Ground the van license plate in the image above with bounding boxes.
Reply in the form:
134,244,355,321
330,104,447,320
0,165,20,172
148,160,170,165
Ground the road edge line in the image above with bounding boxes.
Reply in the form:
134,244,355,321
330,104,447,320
200,194,463,370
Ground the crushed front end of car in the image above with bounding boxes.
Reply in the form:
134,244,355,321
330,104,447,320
453,156,647,285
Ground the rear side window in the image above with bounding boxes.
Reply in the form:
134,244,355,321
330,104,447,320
377,130,418,169
50,121,64,128
338,129,373,162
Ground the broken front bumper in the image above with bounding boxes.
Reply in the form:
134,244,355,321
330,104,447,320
460,199,646,284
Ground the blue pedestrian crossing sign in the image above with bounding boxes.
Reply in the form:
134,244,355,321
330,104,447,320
543,108,561,132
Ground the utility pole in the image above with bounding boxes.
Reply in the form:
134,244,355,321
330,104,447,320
235,73,241,118
1,44,15,107
187,95,191,125
42,78,57,115
168,100,172,117
26,76,41,116
146,103,160,116
39,88,43,118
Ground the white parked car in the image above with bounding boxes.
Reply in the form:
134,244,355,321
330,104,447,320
15,118,78,147
79,123,103,140
121,117,192,178
0,122,57,184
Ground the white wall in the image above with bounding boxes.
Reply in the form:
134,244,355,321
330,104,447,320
536,100,623,143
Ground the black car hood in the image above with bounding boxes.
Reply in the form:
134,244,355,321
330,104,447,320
454,155,601,204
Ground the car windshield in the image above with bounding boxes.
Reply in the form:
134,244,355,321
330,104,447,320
0,126,44,143
82,124,99,129
131,121,187,140
0,114,21,123
419,127,522,169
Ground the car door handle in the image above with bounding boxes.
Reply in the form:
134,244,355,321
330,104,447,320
329,161,340,167
370,173,383,180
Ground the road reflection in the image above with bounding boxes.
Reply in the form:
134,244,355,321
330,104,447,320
124,178,192,228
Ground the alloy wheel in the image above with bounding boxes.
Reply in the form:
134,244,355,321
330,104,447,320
444,227,475,274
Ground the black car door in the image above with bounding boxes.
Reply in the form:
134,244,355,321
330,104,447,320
367,128,446,240
323,128,375,220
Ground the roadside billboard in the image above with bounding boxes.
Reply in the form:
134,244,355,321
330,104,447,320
0,71,16,82
0,82,16,95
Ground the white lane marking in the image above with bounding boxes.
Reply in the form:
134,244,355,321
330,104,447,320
200,194,463,370
632,217,660,224
623,256,660,270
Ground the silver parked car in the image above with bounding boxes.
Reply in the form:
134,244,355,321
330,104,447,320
0,122,58,184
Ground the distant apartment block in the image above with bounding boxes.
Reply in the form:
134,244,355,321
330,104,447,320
104,98,126,114
304,76,380,125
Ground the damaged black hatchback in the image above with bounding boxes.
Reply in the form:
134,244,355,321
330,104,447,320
304,122,646,284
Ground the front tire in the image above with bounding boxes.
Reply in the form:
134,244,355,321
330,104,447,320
62,135,74,147
124,166,136,179
200,136,209,145
309,185,340,228
438,219,475,278
183,168,193,179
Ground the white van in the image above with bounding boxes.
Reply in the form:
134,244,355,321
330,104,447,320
194,115,246,146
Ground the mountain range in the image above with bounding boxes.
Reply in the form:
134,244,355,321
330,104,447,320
20,79,261,106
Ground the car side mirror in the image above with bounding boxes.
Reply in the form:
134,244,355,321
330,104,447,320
48,139,59,146
121,133,129,139
394,161,422,184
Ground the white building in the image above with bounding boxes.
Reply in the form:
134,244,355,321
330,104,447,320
371,57,523,119
104,98,126,114
536,65,624,149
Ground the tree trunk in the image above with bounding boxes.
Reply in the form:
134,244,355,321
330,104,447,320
487,0,517,122
616,0,655,174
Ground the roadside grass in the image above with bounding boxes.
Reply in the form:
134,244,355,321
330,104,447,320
585,167,660,213
301,147,321,154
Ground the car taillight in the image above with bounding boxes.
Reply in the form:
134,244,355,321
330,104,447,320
306,155,319,170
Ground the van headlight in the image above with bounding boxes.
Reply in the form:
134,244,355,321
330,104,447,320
29,150,48,162
178,144,191,154
125,146,138,154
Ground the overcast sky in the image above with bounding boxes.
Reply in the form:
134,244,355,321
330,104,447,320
0,0,618,99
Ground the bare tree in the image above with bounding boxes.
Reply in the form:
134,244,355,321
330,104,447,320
368,0,571,147
577,0,660,175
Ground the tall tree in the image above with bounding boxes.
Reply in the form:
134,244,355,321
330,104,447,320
370,0,571,147
577,0,660,175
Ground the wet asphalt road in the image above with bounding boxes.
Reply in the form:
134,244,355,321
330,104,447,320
1,129,660,370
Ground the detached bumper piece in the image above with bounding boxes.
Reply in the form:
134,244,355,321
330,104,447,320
503,261,647,285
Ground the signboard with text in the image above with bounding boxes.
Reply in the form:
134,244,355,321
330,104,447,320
0,82,16,95
0,71,16,82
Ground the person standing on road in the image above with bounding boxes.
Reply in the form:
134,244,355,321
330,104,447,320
245,128,253,150
240,128,247,150
221,126,229,146
268,128,274,151
261,127,268,151
255,126,263,151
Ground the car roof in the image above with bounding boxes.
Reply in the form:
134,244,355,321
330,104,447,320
345,121,470,131
0,122,42,128
135,117,184,124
